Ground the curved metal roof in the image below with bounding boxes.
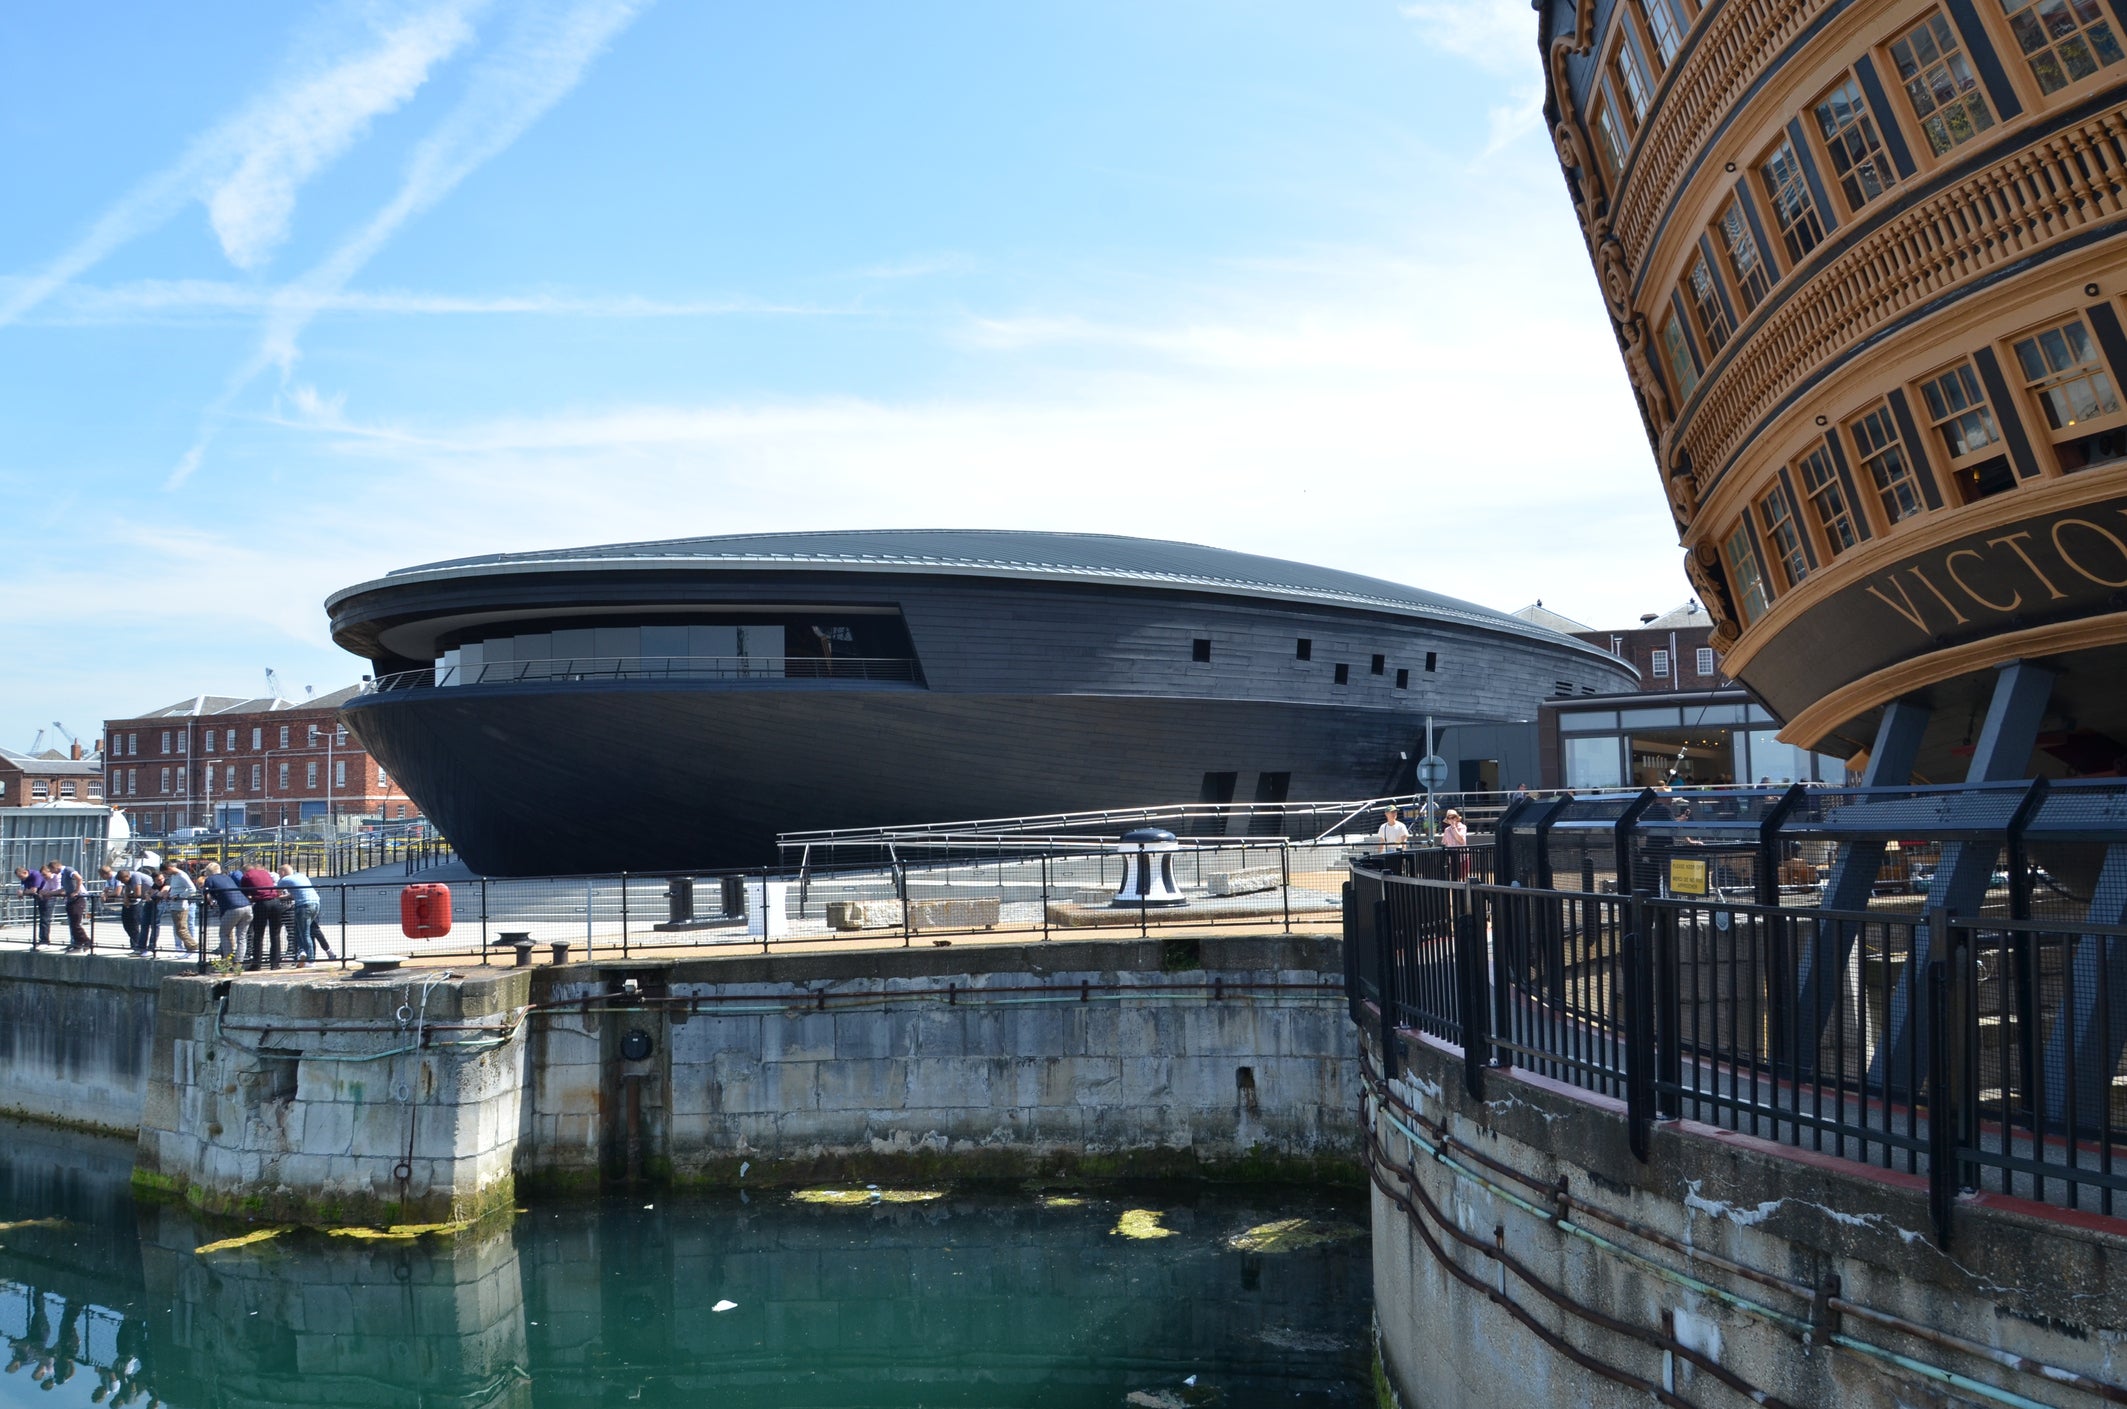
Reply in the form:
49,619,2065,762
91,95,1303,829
328,528,1617,659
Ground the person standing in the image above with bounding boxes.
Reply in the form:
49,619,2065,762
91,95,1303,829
158,862,199,953
238,860,288,970
200,862,250,960
1441,808,1470,879
132,866,163,954
276,865,320,966
1374,807,1411,852
14,867,48,949
58,863,91,951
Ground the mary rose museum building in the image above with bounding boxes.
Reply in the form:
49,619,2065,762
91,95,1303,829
325,530,1633,874
1543,0,2127,781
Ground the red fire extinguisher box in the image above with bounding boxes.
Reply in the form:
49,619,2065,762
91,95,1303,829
401,883,452,939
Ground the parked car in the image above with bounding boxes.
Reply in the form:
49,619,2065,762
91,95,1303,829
167,827,220,842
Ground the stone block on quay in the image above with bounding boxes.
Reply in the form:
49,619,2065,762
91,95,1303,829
760,1011,836,1063
1205,867,1282,896
826,899,904,931
908,897,1001,930
832,1011,895,1061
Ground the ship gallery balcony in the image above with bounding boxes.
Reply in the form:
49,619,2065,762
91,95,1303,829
369,655,927,691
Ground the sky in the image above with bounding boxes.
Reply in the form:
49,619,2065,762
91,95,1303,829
0,0,1684,753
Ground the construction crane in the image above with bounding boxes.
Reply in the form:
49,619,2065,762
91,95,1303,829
51,722,78,750
265,668,283,700
27,728,44,754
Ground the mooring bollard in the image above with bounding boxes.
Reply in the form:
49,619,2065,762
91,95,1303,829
501,931,533,967
550,940,571,965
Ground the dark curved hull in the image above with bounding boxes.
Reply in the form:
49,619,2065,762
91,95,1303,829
344,681,1428,874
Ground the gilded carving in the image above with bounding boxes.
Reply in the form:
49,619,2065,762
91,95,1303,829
1619,316,1671,434
1683,544,1740,650
1595,234,1631,321
1666,461,1699,529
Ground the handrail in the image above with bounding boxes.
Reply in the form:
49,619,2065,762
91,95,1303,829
364,656,924,692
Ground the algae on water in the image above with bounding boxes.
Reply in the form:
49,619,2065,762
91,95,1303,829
1112,1208,1177,1240
1225,1218,1364,1253
194,1227,289,1255
791,1188,944,1206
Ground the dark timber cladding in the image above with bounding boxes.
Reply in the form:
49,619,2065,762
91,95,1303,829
325,530,1635,873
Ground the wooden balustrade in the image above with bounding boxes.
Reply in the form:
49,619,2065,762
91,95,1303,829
1675,105,2127,504
1606,0,1833,273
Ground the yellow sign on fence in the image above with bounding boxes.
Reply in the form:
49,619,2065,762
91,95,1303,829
1668,856,1709,896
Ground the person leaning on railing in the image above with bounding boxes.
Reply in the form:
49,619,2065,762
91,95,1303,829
1442,808,1469,879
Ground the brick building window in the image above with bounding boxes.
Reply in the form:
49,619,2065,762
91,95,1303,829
277,763,290,789
335,760,347,787
1652,648,1671,678
1892,14,1996,155
250,764,262,790
306,762,319,788
226,766,237,791
1697,646,1717,676
335,726,349,746
1796,443,1861,554
60,783,76,799
159,767,170,794
159,730,172,753
32,782,48,800
251,728,262,750
278,725,291,747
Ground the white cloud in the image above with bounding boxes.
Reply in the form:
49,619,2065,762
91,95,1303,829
1400,0,1540,77
206,2,486,268
0,0,484,326
6,276,831,324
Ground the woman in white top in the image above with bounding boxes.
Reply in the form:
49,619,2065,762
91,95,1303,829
1441,809,1469,878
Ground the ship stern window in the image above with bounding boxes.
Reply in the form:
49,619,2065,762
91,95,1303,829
2000,0,2125,93
1797,443,1861,555
1813,77,1898,211
1759,138,1826,264
1849,403,1927,525
2015,317,2127,472
1724,525,1772,623
1891,14,1997,156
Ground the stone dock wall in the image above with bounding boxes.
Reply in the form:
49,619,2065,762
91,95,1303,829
1365,1026,2127,1409
0,934,1354,1224
0,949,165,1134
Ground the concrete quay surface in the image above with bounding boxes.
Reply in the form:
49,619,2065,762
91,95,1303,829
0,934,1357,1228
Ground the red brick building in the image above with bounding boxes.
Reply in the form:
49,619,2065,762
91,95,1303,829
0,745,103,808
102,689,423,834
1513,600,1728,692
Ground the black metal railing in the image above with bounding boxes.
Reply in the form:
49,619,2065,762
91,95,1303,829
1347,857,2127,1239
367,656,924,692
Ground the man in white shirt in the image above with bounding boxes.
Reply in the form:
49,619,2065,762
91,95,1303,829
1374,807,1411,852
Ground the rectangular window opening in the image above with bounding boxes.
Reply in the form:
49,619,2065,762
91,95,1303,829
1333,663,1350,685
1813,77,1898,212
1395,668,1410,689
1850,403,1927,525
1891,14,1996,156
2014,316,2127,472
1295,637,1312,661
1797,443,1861,555
1725,525,1772,623
1370,654,1386,675
1759,487,1810,587
1191,638,1212,663
1759,138,1826,264
1424,651,1439,673
1696,646,1718,676
1717,199,1772,311
2000,0,2125,94
1652,648,1672,678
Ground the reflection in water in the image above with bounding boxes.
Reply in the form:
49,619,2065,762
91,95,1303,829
0,1120,1372,1408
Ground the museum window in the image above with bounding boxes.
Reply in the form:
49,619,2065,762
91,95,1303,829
2013,315,2127,470
1725,525,1772,623
1918,361,2013,500
1891,13,1996,155
1685,253,1733,356
1716,198,1771,312
1850,403,1928,525
1295,637,1311,660
1641,0,1686,65
1192,638,1211,663
1812,77,1898,211
2000,0,2124,92
1758,138,1825,264
1334,663,1351,685
1370,654,1386,675
1796,443,1861,555
1611,26,1656,124
1697,646,1717,676
1660,312,1700,400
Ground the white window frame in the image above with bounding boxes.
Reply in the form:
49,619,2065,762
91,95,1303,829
1652,648,1671,678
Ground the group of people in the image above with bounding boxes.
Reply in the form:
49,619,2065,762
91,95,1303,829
12,857,332,969
4,1282,158,1406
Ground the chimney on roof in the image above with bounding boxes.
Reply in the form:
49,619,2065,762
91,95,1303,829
1640,613,1658,623
70,742,82,760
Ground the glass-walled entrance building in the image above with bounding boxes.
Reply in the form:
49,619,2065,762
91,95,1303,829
1540,689,1851,791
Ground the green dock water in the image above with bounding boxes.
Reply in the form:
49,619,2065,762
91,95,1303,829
0,1119,1373,1408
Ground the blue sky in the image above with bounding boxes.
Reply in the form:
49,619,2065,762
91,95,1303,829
0,0,1680,751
